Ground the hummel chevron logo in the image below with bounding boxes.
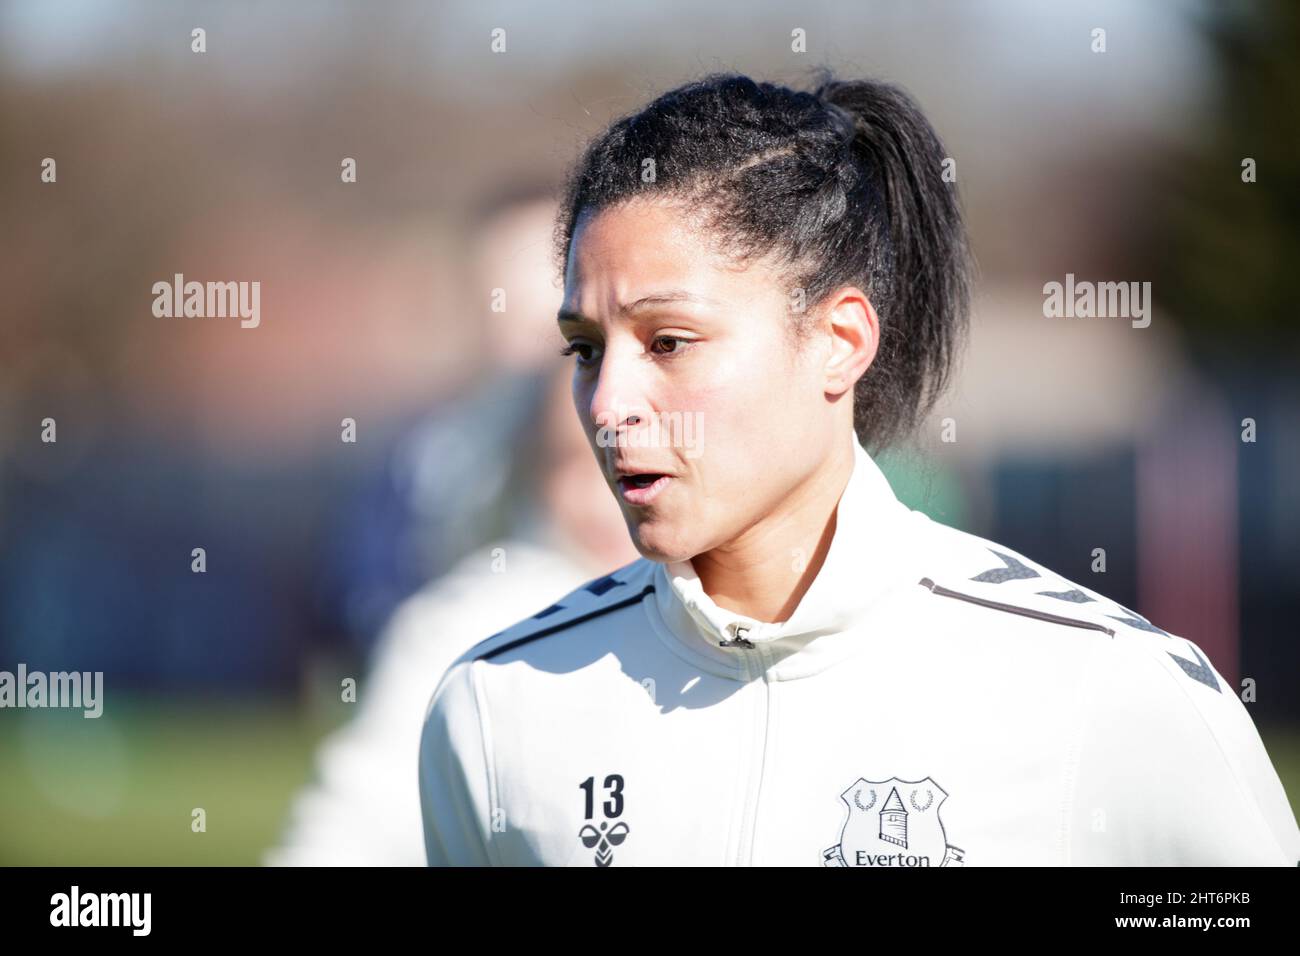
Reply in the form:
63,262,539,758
970,550,1040,584
1106,612,1170,636
1167,643,1220,693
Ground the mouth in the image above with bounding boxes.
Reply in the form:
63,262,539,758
615,472,673,506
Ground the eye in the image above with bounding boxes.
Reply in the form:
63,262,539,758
650,335,693,357
559,340,600,367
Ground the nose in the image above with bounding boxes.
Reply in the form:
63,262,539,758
586,344,653,452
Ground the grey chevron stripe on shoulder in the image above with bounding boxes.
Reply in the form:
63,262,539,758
461,561,656,663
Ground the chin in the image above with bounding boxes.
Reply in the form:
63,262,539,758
626,520,699,565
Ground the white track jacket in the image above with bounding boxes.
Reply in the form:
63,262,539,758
419,433,1300,866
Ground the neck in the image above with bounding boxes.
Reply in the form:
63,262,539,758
691,439,854,623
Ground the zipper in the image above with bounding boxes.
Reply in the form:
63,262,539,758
918,577,1115,637
729,638,771,866
719,621,756,648
715,617,769,864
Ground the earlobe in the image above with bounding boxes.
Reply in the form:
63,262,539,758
822,350,859,397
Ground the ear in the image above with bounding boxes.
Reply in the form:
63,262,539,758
820,285,879,396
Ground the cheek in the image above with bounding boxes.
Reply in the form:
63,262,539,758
571,379,601,440
668,370,771,481
668,376,739,464
684,338,803,430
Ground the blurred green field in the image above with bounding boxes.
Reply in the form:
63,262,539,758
2,697,1298,865
0,694,347,866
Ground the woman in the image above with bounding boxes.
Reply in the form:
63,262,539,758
419,72,1300,866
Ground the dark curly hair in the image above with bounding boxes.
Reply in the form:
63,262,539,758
553,69,975,454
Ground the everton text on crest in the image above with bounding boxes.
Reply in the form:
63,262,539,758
823,776,966,867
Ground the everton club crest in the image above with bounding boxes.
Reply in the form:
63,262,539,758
823,776,965,867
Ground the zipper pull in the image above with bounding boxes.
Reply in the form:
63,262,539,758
719,622,756,649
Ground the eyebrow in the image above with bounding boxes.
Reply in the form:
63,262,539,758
557,290,712,326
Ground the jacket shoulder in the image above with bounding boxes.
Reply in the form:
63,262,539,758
910,514,1216,677
449,557,657,668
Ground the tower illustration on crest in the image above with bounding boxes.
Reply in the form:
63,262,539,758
878,786,908,848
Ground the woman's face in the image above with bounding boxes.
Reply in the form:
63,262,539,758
559,195,856,564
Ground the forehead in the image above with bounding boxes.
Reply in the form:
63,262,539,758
563,196,767,307
568,197,701,273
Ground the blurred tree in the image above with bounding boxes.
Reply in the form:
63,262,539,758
1157,0,1300,373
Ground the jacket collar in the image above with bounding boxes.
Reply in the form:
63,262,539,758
648,430,924,680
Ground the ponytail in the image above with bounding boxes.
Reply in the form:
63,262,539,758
814,76,974,452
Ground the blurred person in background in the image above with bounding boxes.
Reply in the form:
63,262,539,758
269,180,641,864
268,362,637,865
319,183,578,657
